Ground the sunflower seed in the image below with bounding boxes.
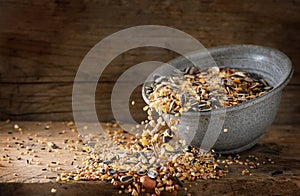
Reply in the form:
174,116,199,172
231,71,246,78
172,175,183,187
137,170,147,176
120,175,133,183
108,168,116,175
148,169,158,179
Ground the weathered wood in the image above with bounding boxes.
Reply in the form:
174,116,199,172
0,121,299,195
0,0,299,122
0,178,299,196
0,83,299,125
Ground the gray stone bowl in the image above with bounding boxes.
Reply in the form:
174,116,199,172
142,45,293,154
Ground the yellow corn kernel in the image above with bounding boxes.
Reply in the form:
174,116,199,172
179,108,183,114
139,138,148,147
61,177,68,181
74,176,80,181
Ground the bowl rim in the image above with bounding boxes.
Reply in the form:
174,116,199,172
142,44,294,115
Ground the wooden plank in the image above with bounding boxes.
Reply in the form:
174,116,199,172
0,121,299,195
0,1,299,80
0,82,299,125
0,178,299,196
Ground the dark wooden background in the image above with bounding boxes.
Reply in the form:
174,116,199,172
0,0,299,124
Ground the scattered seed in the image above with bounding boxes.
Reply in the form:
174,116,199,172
140,176,156,189
120,175,133,183
108,168,116,175
148,169,158,179
34,66,274,196
50,188,56,193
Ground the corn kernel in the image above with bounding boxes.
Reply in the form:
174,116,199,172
139,138,148,146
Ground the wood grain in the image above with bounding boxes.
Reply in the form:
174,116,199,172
0,83,299,124
0,0,299,122
0,121,299,195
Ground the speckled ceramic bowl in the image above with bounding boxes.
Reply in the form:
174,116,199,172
142,45,293,154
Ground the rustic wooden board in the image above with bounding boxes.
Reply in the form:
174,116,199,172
0,121,299,195
0,0,299,122
0,83,299,125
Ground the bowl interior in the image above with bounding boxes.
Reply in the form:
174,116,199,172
142,44,293,105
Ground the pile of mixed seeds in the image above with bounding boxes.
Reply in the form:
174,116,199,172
61,66,272,195
62,126,223,195
145,66,272,115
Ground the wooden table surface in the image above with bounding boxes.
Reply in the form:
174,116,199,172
0,121,299,195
